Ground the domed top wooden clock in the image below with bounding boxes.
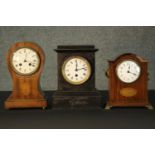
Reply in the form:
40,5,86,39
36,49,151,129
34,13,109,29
53,45,102,109
5,42,47,109
105,53,153,110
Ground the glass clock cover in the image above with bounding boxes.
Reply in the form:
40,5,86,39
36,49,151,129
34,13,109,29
11,48,40,75
62,56,91,85
116,60,141,83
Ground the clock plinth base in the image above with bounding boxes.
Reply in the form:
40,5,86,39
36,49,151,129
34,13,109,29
52,91,102,110
105,101,153,110
145,104,154,110
104,105,112,110
5,99,47,109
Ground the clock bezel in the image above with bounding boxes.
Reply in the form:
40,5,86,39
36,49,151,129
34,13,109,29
61,56,92,85
116,59,141,84
10,47,41,76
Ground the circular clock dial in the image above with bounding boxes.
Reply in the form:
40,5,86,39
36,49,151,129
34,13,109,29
116,60,141,83
11,48,40,75
62,56,91,85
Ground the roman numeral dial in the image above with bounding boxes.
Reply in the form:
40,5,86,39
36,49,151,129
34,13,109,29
11,48,40,75
62,56,91,85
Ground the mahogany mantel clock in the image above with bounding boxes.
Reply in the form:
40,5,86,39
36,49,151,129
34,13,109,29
105,53,153,110
5,42,47,109
53,45,102,109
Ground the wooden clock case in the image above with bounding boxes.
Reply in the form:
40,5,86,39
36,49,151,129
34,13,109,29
105,53,153,110
5,42,47,109
53,45,102,109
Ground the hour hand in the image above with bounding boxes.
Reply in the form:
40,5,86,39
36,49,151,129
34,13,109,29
77,68,87,71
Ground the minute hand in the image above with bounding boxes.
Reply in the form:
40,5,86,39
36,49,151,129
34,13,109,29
127,71,137,76
75,60,78,71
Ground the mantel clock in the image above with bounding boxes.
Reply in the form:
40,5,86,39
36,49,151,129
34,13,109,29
53,45,102,109
5,42,47,109
105,53,153,110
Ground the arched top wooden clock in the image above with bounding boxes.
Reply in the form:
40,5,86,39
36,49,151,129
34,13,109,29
5,42,47,109
105,53,153,110
53,45,102,109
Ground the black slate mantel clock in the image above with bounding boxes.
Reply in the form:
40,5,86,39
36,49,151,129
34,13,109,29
53,45,102,109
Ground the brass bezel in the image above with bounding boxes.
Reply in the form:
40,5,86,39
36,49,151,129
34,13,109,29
11,47,40,76
62,56,92,85
116,59,141,83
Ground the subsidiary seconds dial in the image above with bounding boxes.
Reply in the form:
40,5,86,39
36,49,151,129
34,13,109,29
11,48,40,75
116,60,141,83
62,56,91,85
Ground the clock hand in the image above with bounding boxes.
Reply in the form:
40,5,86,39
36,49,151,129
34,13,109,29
24,53,28,62
75,60,78,71
127,70,137,76
77,68,87,71
130,72,137,76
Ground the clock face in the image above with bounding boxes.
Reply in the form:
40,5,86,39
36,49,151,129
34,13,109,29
62,56,91,85
11,48,40,75
116,60,141,83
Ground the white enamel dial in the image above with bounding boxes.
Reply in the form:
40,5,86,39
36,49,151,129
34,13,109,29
62,56,91,85
116,60,141,83
11,48,40,75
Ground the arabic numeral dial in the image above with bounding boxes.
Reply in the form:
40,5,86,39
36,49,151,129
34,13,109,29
116,60,141,83
62,56,91,85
